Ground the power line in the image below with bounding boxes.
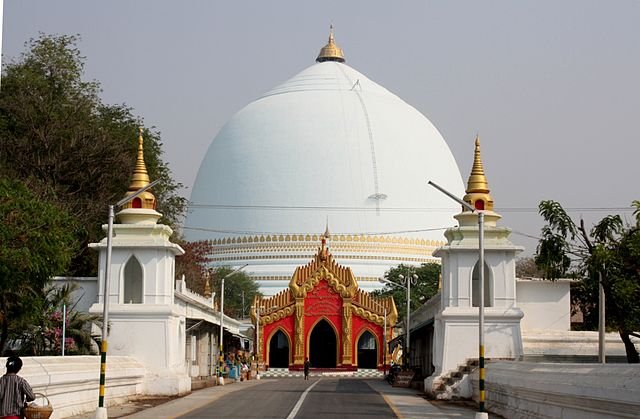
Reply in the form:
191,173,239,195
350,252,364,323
182,226,451,236
511,230,542,241
187,203,635,213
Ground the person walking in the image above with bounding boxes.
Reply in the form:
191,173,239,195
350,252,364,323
303,357,310,380
0,356,35,419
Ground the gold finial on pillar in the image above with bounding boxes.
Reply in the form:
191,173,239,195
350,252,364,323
316,25,345,63
462,135,494,212
323,217,331,240
320,219,331,256
204,271,212,299
122,128,157,210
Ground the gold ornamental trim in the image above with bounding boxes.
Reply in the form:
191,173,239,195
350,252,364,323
351,305,385,325
342,299,353,365
250,239,399,367
122,128,156,210
463,135,494,212
210,234,445,247
250,275,388,282
316,25,345,63
258,305,295,326
209,254,436,263
290,242,359,299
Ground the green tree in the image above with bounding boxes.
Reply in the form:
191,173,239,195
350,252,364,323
0,178,77,355
535,200,640,363
15,283,102,356
210,267,261,319
372,263,441,327
175,240,214,295
0,34,186,276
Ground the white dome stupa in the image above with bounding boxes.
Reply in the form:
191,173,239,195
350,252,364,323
185,30,465,295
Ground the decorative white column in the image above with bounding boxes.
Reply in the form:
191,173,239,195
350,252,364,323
89,131,188,395
427,138,524,393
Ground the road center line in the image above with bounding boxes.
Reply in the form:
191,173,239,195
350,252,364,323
286,379,321,419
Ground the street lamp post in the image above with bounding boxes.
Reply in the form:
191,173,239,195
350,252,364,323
398,274,418,369
62,303,66,356
95,179,160,419
379,274,418,370
382,305,387,375
369,298,388,375
598,271,606,364
218,264,249,385
428,180,487,419
253,303,262,379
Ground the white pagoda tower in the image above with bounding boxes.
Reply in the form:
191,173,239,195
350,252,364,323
89,130,188,395
430,137,524,380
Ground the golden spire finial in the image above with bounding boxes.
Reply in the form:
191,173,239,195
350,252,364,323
130,128,151,191
122,128,157,210
316,25,345,63
462,135,494,212
324,217,331,239
204,271,212,299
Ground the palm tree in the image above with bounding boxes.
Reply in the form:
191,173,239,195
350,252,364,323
16,283,102,355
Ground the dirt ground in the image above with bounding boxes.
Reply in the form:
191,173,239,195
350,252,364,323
68,395,181,419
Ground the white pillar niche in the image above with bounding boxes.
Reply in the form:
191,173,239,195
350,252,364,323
89,207,189,395
429,210,524,383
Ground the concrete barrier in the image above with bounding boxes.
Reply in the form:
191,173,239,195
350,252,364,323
471,361,640,418
2,356,145,418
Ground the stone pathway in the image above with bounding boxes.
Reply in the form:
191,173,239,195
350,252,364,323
260,367,384,378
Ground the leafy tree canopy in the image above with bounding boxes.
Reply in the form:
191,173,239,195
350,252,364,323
0,34,186,276
535,199,640,363
12,283,101,356
0,178,77,354
210,266,261,320
372,263,441,327
174,241,260,319
175,240,214,295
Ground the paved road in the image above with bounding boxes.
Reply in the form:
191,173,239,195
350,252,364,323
180,378,395,418
99,377,494,419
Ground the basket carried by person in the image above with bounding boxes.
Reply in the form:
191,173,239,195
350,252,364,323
23,393,53,419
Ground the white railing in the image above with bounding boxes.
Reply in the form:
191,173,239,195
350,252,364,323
471,361,640,418
1,355,145,419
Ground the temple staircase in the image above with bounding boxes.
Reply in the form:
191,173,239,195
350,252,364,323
428,359,479,400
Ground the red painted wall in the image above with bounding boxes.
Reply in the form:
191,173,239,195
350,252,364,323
352,315,384,366
261,278,386,369
304,279,343,363
263,313,294,367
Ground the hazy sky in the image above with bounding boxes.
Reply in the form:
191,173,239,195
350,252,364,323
3,1,639,255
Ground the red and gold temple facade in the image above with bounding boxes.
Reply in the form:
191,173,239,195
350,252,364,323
251,239,398,370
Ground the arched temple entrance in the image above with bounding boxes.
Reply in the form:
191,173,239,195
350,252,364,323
268,330,290,368
252,239,398,371
309,319,337,368
357,330,378,369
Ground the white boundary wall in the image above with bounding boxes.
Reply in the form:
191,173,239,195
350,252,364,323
471,361,640,418
1,356,145,419
517,279,571,332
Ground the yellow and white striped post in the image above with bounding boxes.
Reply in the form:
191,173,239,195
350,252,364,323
95,205,114,419
476,211,487,419
98,341,107,405
427,181,488,418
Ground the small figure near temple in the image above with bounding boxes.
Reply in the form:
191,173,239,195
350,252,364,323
303,358,311,380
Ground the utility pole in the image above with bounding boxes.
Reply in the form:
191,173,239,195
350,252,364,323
599,271,606,363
